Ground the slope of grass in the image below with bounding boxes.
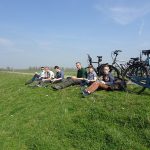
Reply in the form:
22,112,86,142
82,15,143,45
0,72,150,150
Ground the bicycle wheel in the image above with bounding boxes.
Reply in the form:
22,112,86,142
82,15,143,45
123,64,148,94
109,65,120,78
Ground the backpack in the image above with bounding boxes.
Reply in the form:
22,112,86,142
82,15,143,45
112,78,126,90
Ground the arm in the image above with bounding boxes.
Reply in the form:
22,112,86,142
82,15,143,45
71,76,85,80
88,76,97,82
54,71,63,79
105,73,114,85
86,73,97,82
52,71,64,82
44,71,54,80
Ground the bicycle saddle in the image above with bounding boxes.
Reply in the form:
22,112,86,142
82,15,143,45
142,50,150,55
130,57,139,61
97,56,102,62
97,56,102,58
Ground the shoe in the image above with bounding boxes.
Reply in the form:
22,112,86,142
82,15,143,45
37,84,42,87
82,90,90,97
51,85,62,90
43,84,49,88
80,86,85,92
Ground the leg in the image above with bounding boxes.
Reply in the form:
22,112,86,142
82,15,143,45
32,74,40,81
98,83,111,90
25,74,40,85
51,78,75,90
52,80,62,84
42,79,51,83
85,82,101,93
83,82,111,96
72,79,82,85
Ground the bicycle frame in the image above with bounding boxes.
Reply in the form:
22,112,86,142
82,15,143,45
111,50,127,76
87,53,120,78
123,49,150,93
87,54,103,76
142,50,150,68
87,54,102,67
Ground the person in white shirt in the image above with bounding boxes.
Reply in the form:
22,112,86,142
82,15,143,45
41,67,54,83
25,66,45,85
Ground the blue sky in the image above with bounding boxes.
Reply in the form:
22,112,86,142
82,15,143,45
0,0,150,68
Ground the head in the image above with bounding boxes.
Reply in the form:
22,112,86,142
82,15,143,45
88,65,94,73
54,66,60,72
40,67,45,71
103,65,110,75
44,67,50,72
76,62,82,70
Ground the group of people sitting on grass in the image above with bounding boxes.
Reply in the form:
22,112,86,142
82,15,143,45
25,62,124,97
25,66,64,86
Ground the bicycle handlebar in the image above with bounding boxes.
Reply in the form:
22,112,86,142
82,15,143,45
97,56,102,59
113,50,122,55
142,49,150,51
142,50,150,56
87,54,102,65
87,54,92,62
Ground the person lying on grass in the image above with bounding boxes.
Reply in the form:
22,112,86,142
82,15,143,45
82,64,123,96
51,62,87,90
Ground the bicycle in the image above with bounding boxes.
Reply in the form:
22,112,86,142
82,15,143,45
111,50,141,77
122,49,150,94
111,50,126,77
87,54,119,78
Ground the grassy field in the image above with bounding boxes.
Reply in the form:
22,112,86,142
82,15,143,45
0,72,150,150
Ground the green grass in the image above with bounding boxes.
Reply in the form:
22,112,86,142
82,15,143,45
0,72,150,150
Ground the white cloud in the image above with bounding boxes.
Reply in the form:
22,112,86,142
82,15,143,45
138,21,145,36
95,1,150,25
0,37,14,47
0,37,26,53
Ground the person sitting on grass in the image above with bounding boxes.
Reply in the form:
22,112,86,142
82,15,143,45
41,65,64,85
51,66,64,83
82,64,117,96
81,65,97,87
51,62,87,90
38,67,55,86
25,66,45,85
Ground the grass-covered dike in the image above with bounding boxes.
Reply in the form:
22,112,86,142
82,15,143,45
0,72,150,150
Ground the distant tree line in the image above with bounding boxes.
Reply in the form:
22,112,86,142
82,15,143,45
0,66,76,72
0,67,14,71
